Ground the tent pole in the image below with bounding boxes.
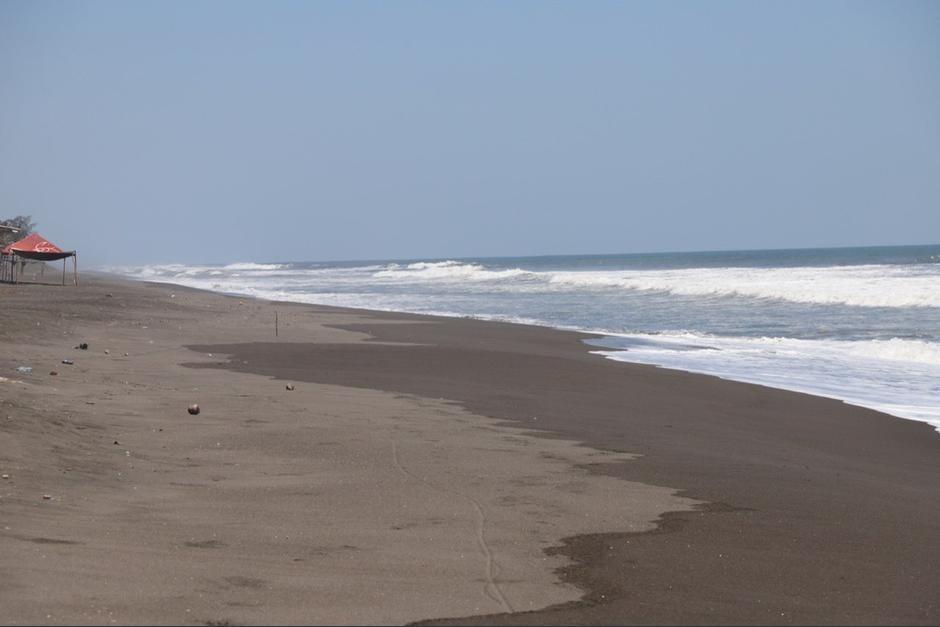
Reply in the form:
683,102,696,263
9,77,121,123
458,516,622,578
62,258,66,286
74,253,79,286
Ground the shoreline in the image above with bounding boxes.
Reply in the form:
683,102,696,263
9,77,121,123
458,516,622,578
2,274,939,624
118,270,940,434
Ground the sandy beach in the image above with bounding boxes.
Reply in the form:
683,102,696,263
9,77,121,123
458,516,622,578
1,275,938,625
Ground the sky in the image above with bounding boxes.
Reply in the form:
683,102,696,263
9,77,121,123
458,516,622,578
1,1,938,266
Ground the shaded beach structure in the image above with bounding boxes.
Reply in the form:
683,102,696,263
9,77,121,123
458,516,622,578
1,232,78,285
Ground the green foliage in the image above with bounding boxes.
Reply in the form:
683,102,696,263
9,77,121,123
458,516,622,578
0,215,36,246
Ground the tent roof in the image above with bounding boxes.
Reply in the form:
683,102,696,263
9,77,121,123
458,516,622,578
2,232,74,260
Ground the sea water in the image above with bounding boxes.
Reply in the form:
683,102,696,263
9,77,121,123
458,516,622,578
113,245,940,432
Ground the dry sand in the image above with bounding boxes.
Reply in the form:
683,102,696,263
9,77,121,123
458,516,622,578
1,276,696,625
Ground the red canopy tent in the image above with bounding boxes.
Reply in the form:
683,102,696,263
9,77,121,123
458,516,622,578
1,232,78,285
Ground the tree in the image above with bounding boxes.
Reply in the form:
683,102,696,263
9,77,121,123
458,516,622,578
0,215,36,246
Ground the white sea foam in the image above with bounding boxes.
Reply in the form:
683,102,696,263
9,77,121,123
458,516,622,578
222,262,287,271
593,332,940,431
843,337,940,365
363,260,940,308
116,263,194,278
373,260,533,282
596,332,940,366
114,260,940,308
546,264,940,308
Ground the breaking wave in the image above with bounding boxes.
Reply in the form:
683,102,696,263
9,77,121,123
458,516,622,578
367,261,940,308
222,262,288,271
113,258,940,309
545,264,940,308
373,260,533,282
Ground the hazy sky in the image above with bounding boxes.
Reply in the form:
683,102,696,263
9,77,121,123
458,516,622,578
1,1,938,265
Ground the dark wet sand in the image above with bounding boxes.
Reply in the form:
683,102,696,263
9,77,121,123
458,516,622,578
190,312,940,625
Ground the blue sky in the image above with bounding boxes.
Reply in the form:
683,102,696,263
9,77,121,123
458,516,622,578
1,1,938,265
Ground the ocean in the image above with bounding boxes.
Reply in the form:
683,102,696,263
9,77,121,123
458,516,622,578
114,245,940,432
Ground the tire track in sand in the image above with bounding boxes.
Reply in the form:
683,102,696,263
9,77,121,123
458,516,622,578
391,439,514,614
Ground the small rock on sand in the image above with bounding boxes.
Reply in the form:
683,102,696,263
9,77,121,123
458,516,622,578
285,384,295,391
188,404,201,415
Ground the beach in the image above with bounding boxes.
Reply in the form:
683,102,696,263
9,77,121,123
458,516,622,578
1,275,938,625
